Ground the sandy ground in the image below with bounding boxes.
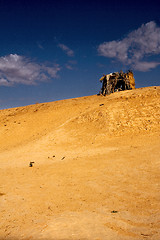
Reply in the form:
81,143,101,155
0,86,160,240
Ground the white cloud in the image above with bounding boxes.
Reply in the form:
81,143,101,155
133,61,160,71
0,54,60,86
58,43,74,57
98,21,160,71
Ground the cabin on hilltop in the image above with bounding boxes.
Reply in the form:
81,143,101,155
99,70,135,96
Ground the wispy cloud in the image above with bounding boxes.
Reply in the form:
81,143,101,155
37,43,44,50
98,21,160,71
65,60,77,70
0,54,60,86
65,64,74,70
58,43,74,57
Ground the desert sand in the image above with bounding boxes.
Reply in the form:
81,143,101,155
0,86,160,240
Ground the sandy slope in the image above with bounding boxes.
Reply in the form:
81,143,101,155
0,86,160,240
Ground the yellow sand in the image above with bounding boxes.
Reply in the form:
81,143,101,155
0,86,160,240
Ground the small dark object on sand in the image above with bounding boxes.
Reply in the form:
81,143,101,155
29,162,35,167
111,210,118,213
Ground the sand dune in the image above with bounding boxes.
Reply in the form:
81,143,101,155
0,86,160,239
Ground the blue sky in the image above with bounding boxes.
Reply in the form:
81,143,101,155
0,0,160,109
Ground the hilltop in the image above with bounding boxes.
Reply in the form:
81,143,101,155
0,86,160,240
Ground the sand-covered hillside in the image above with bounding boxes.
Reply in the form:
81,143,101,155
0,86,160,240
